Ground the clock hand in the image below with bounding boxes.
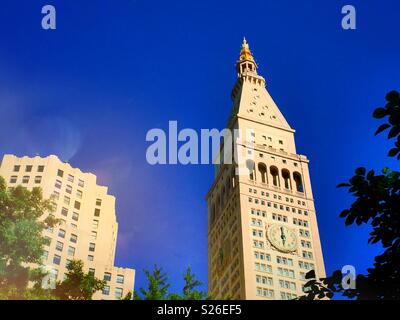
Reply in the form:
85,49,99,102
280,226,286,245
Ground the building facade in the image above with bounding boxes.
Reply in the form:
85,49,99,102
0,154,135,300
207,39,325,300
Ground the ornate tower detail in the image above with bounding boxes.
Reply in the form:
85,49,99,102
207,39,325,300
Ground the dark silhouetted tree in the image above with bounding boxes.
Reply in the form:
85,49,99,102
300,90,400,300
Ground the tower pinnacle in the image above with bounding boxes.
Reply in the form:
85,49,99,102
239,37,255,62
236,37,257,76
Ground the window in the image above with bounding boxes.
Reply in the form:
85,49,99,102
94,208,100,217
89,268,95,276
42,250,49,261
57,169,64,178
34,176,42,184
66,259,72,268
55,179,62,189
53,255,61,265
78,179,84,188
62,196,70,206
91,231,97,241
55,241,64,252
67,174,74,183
52,191,60,200
277,267,295,279
116,275,124,284
115,288,123,299
66,185,72,194
72,212,79,221
61,207,68,217
89,243,96,252
96,199,102,206
47,225,54,233
92,219,99,229
13,165,20,172
38,165,45,172
302,251,313,260
58,229,66,238
293,172,304,192
9,176,17,183
22,176,29,184
103,272,112,281
71,223,77,229
74,201,81,210
25,165,32,172
88,255,94,261
102,285,110,295
256,287,274,298
67,246,75,257
70,234,78,243
76,190,83,199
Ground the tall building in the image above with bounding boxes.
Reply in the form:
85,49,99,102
207,39,325,300
0,154,135,300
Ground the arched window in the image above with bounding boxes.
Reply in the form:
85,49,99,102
258,163,267,184
293,172,304,192
282,169,291,190
246,160,255,181
270,166,280,187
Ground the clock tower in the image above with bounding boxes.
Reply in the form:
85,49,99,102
206,39,326,300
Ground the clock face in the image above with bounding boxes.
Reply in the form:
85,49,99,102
267,224,297,252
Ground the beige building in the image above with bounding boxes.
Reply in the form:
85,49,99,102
0,154,135,300
207,39,325,300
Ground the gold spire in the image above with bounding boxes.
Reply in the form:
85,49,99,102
239,37,255,62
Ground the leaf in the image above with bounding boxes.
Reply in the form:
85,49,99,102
355,167,366,175
367,170,375,179
305,270,316,279
337,183,351,188
339,209,349,218
382,167,390,174
388,148,399,157
372,108,387,119
389,110,400,126
388,126,400,139
375,123,390,135
345,214,356,226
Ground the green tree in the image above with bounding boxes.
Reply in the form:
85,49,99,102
133,265,208,300
169,266,207,300
133,265,170,300
0,177,57,299
54,260,105,300
300,90,400,300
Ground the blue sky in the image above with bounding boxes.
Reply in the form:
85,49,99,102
1,0,399,295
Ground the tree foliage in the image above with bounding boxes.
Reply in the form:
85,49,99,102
169,266,207,300
133,265,170,300
54,260,106,300
132,265,207,300
0,177,57,299
300,90,400,300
